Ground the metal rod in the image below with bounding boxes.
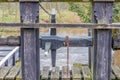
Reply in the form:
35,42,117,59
51,8,57,68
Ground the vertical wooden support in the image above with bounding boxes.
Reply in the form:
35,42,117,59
20,2,40,80
92,2,113,80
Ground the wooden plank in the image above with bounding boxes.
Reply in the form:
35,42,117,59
111,72,116,80
0,67,11,80
72,66,82,80
82,66,91,80
112,66,120,79
2,23,120,29
16,70,22,80
20,2,40,80
5,66,20,80
41,66,50,80
62,66,70,80
51,67,59,80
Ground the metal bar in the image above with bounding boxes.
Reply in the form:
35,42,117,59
20,2,40,80
0,0,118,2
0,36,93,47
40,36,92,49
93,2,113,80
0,23,120,29
51,8,57,68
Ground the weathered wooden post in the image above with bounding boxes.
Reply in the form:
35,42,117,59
20,0,40,80
92,2,113,80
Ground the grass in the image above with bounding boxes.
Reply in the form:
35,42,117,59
0,8,87,37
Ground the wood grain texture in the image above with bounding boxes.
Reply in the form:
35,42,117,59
20,2,40,80
82,66,91,80
62,66,70,80
112,66,120,79
41,66,50,80
111,72,116,80
92,2,113,80
51,67,59,80
0,66,119,80
16,70,22,80
72,66,82,80
5,66,20,80
0,67,11,80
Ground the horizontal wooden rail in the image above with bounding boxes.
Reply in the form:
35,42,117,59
0,23,120,29
0,0,119,2
0,47,19,67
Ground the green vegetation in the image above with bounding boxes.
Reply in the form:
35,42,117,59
69,2,91,23
73,63,83,67
112,3,120,37
0,3,120,37
68,3,120,37
68,2,120,23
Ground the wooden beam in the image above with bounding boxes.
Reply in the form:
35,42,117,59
5,66,20,80
82,66,91,80
51,67,59,80
62,66,70,80
41,66,50,79
20,2,40,80
72,66,82,80
0,23,120,29
92,2,113,80
0,67,12,80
